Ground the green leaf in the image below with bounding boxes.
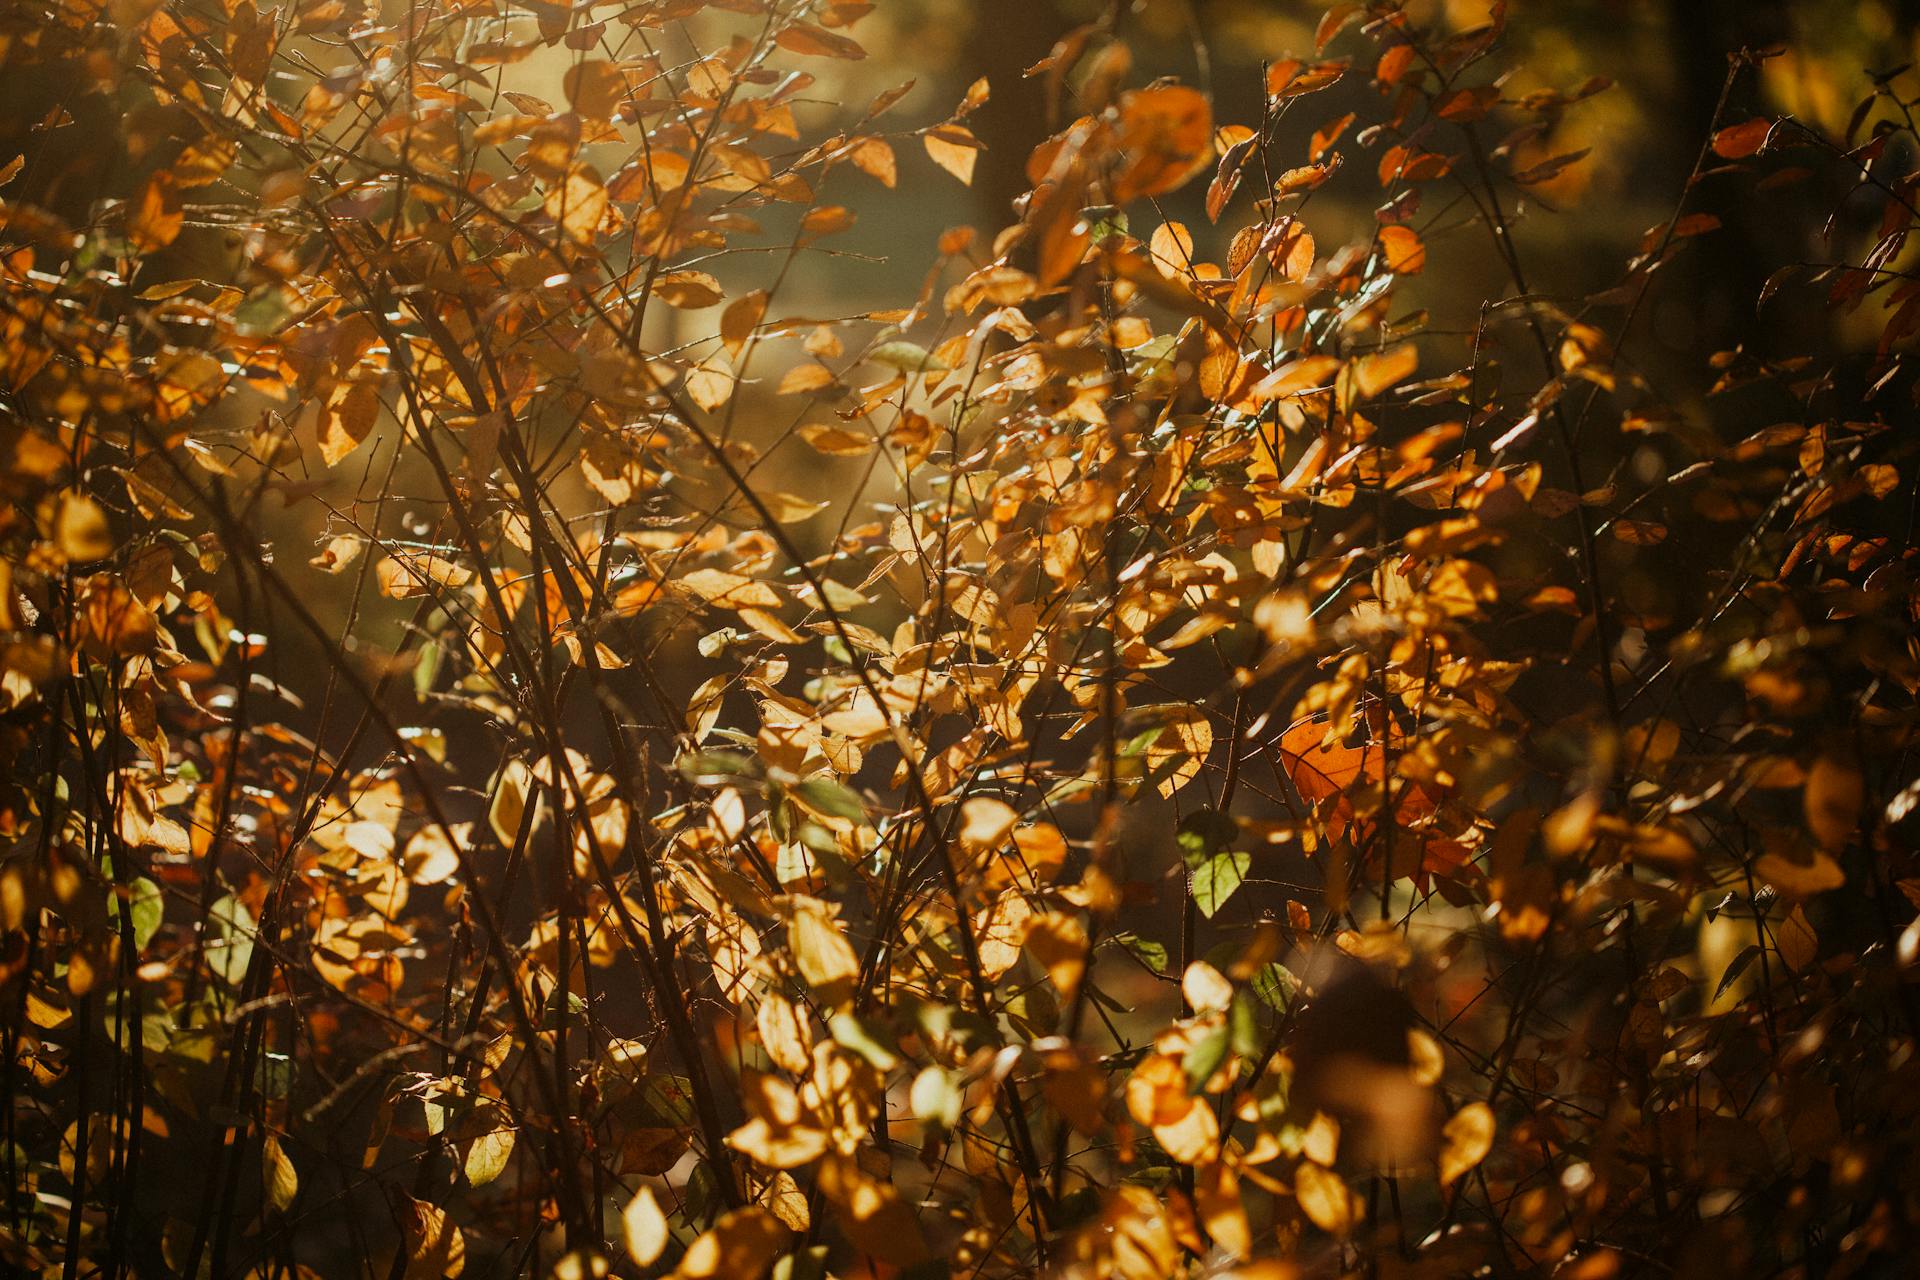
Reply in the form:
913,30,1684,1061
677,749,759,787
110,876,163,951
1180,808,1246,918
1189,850,1249,919
464,1126,515,1187
792,776,869,825
1249,962,1298,1011
207,894,255,986
412,638,441,700
1715,944,1763,1000
909,1066,963,1130
866,340,948,373
1105,932,1169,975
1229,991,1261,1060
828,1011,899,1071
1181,1022,1230,1093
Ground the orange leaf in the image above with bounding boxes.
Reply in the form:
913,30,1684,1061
1712,118,1772,160
924,124,981,186
130,172,183,251
1113,85,1214,202
775,22,865,60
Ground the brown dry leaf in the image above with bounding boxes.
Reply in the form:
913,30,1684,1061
1776,904,1819,972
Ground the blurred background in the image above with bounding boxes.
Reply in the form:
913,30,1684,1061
802,0,1920,361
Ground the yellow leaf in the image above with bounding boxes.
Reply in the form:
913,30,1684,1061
1196,1159,1251,1259
1294,1161,1357,1234
958,796,1018,854
565,59,631,123
1026,911,1088,997
402,1198,465,1278
52,491,113,562
1350,343,1419,401
797,424,874,456
654,270,725,309
546,164,607,244
785,897,859,1001
1438,1101,1494,1187
1804,754,1863,854
678,569,783,610
1181,960,1234,1014
673,1206,788,1280
756,990,813,1073
623,1185,669,1265
463,1127,514,1187
261,1134,298,1212
722,290,768,355
686,356,735,410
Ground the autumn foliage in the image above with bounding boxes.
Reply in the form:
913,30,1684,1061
3,0,1920,1277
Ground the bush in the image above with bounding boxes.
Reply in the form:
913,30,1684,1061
1,1,1917,1276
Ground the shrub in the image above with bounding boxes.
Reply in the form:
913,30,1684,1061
0,1,1917,1277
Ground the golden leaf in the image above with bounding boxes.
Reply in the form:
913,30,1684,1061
52,491,113,562
262,1134,298,1212
1804,754,1863,854
678,569,783,610
1294,1161,1357,1234
673,1206,787,1280
623,1185,669,1265
1026,911,1088,997
317,380,381,467
129,171,183,250
1438,1101,1494,1187
924,124,981,186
